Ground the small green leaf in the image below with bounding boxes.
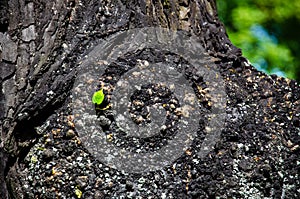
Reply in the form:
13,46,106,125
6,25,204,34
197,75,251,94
75,186,82,198
30,155,38,164
92,89,105,105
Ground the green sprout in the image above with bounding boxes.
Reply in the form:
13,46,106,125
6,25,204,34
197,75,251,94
92,89,105,105
74,186,82,198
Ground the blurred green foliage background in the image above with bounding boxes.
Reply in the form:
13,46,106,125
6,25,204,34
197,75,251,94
217,0,300,81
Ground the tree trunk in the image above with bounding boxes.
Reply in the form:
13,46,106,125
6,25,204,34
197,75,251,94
1,0,299,198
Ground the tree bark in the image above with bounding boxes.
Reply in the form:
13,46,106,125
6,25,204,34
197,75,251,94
0,0,299,198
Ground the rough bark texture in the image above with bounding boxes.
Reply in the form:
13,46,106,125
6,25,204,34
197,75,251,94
0,0,299,198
